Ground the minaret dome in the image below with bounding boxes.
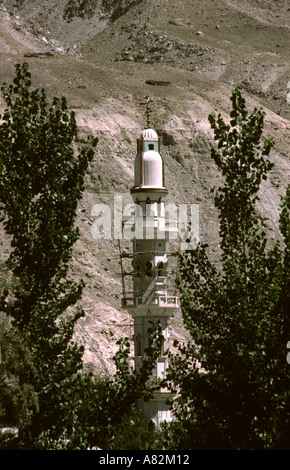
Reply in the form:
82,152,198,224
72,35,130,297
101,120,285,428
132,127,167,193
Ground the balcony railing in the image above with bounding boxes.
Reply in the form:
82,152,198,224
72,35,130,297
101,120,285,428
122,291,178,308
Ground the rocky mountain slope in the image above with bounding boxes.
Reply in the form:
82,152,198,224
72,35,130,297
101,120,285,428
0,0,289,375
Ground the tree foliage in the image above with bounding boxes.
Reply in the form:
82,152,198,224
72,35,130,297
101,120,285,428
0,313,38,447
0,62,97,444
165,87,290,449
34,322,164,450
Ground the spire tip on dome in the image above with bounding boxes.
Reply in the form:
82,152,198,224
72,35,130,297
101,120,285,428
139,96,158,140
144,96,153,129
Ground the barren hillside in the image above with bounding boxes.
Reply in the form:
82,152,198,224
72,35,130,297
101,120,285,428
0,0,289,375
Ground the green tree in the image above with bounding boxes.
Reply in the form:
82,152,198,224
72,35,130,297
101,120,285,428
0,313,38,448
165,87,290,449
0,62,97,444
34,323,164,450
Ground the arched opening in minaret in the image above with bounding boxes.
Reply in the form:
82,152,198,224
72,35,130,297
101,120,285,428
135,335,142,356
157,261,164,277
148,144,154,150
159,336,165,356
145,260,153,277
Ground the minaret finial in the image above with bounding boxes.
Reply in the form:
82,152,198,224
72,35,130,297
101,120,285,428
144,96,153,129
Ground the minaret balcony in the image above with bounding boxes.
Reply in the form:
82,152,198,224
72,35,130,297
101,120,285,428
122,291,179,309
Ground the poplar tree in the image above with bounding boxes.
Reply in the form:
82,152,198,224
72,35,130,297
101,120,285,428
165,87,290,449
0,62,97,442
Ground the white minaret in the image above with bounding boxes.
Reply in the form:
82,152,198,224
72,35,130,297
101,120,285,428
121,102,179,428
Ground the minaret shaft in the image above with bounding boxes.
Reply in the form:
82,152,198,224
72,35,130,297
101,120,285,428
122,126,178,429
